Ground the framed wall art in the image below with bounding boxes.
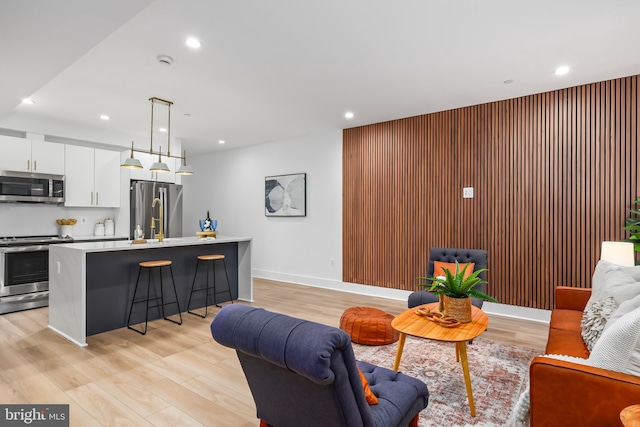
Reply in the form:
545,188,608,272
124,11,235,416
265,173,306,217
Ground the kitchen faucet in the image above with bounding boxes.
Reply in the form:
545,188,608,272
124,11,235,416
151,197,164,242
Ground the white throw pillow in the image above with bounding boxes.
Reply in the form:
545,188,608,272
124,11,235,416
605,293,640,332
588,306,640,375
581,296,618,351
587,260,640,307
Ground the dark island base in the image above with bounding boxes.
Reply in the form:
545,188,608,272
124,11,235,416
86,242,238,336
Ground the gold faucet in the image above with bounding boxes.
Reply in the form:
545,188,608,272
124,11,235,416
151,197,164,242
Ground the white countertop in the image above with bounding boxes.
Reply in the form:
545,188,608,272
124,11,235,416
53,235,251,253
71,235,129,241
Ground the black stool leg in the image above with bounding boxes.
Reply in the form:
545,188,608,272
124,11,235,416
218,258,234,305
188,259,208,318
127,266,152,335
164,264,182,325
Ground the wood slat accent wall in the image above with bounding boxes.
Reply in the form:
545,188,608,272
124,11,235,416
343,75,639,310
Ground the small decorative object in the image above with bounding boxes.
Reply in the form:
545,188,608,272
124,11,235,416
197,210,218,238
265,173,306,217
199,210,217,231
104,218,115,236
134,224,144,240
56,218,77,238
420,261,497,323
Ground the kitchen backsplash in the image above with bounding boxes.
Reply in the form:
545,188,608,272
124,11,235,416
0,203,121,237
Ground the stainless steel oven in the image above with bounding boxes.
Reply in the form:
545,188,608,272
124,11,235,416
0,236,73,314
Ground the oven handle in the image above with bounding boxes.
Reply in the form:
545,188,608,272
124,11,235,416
0,245,49,253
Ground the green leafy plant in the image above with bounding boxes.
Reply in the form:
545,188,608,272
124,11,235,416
419,261,498,302
623,197,640,254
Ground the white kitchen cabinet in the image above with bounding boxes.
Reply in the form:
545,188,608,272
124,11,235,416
65,145,120,207
0,135,64,175
128,151,176,183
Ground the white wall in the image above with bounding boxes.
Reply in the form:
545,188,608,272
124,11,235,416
184,131,344,284
183,130,551,323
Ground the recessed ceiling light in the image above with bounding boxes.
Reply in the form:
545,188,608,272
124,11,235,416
554,66,570,76
186,38,202,49
503,79,514,84
100,115,110,121
219,140,225,144
159,127,167,133
184,113,191,117
21,98,34,105
345,111,354,119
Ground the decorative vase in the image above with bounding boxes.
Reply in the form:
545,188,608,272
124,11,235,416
443,295,472,323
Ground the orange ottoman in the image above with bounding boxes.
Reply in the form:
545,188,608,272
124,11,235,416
339,307,399,346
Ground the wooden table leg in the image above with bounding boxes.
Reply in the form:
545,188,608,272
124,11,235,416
393,333,407,371
456,341,476,417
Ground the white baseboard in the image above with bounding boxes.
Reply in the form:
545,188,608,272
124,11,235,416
253,269,551,324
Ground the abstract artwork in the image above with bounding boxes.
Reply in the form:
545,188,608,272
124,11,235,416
265,173,306,217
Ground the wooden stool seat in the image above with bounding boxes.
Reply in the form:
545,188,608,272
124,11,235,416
139,260,172,268
127,259,182,335
197,254,225,261
187,253,233,318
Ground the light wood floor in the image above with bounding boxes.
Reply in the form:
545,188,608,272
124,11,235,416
0,279,548,426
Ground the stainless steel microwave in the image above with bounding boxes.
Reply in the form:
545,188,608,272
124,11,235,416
0,171,64,203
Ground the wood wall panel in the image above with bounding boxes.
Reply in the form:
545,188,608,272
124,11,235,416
343,75,639,310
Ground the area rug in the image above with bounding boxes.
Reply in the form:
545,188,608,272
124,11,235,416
352,336,538,427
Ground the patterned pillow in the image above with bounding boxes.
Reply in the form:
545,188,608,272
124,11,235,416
581,296,618,351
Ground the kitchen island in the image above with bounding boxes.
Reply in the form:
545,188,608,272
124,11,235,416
48,236,252,346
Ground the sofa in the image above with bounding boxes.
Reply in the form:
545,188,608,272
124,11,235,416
529,285,640,426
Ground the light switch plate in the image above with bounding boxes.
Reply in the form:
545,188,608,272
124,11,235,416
463,187,474,198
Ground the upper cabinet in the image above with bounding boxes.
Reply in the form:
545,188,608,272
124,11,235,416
65,145,120,207
0,135,64,175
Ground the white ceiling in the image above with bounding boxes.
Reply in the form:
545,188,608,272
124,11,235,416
2,0,640,155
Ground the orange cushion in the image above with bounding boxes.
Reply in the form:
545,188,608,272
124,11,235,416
357,367,379,405
339,307,399,345
433,261,475,279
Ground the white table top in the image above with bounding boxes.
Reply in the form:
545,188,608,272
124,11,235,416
53,235,252,253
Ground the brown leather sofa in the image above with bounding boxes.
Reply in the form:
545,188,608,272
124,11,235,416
529,286,640,426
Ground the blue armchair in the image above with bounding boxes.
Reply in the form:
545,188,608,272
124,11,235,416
408,247,489,309
210,304,429,427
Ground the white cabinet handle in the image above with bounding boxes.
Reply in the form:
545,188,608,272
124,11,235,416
27,160,30,171
34,160,36,171
96,192,99,206
91,192,94,205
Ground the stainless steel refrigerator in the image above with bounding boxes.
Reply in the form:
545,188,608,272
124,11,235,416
130,180,183,239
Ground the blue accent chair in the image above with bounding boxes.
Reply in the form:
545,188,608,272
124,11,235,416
210,304,429,427
408,247,489,309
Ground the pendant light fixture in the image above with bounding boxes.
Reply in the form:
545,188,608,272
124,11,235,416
176,150,194,175
121,97,195,175
121,141,143,169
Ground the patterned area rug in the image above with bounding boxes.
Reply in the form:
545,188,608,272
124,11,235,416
352,336,538,427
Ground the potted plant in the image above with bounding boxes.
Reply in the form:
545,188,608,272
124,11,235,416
623,197,640,264
420,261,497,323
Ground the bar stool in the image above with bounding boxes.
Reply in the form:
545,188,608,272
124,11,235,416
187,254,234,318
127,260,182,335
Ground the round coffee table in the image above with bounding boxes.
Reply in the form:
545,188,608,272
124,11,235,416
391,302,489,417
